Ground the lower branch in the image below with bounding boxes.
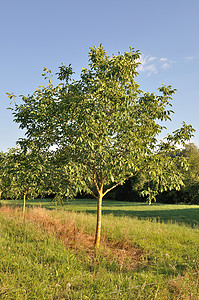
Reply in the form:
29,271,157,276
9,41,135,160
103,169,142,197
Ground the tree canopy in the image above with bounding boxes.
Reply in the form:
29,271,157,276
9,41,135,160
0,151,13,200
10,45,195,246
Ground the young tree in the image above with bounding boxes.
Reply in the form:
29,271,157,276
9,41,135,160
5,148,47,217
10,45,195,246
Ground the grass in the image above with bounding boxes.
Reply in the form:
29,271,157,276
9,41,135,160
2,197,199,227
0,199,199,299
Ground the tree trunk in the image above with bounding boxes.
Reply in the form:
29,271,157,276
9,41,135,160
23,192,27,219
94,189,103,248
0,191,2,200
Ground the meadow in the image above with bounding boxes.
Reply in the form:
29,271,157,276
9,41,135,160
0,199,199,299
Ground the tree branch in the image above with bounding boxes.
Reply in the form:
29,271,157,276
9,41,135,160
102,169,144,197
93,166,99,193
87,188,98,199
103,176,131,197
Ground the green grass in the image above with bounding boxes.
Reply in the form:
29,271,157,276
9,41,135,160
2,198,199,227
1,199,199,299
0,211,80,299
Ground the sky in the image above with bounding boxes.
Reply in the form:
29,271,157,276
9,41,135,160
1,0,199,151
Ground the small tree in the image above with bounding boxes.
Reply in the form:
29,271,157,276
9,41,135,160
5,148,46,216
11,45,195,246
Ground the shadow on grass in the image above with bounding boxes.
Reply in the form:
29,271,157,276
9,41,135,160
79,208,199,228
61,199,199,227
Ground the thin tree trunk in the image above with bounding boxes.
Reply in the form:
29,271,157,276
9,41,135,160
94,189,103,248
23,192,27,219
0,191,2,200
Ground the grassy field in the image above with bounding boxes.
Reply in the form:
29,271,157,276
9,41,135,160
0,199,199,299
2,197,199,227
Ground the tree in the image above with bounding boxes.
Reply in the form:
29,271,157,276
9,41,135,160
10,45,195,246
5,148,47,217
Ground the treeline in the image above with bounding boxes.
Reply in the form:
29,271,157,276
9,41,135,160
1,143,198,205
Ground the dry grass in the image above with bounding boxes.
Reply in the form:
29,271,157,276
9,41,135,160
0,206,144,271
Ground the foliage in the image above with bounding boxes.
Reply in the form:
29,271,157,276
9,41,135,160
182,143,199,200
43,149,77,203
115,144,199,204
0,152,13,199
157,143,199,204
10,45,195,245
3,148,48,213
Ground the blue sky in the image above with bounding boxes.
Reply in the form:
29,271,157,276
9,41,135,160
1,0,199,151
